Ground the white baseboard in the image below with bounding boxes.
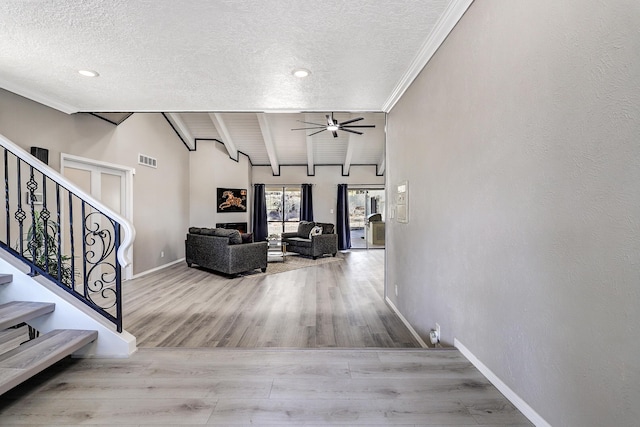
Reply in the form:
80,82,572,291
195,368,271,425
384,297,429,348
454,338,551,427
132,258,185,279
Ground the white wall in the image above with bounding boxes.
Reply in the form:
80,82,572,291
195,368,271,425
386,1,640,426
0,89,190,275
252,165,383,224
189,140,251,228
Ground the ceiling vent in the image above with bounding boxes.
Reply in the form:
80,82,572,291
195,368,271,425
138,153,157,168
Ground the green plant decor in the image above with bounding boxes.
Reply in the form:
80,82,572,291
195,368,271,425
19,210,74,286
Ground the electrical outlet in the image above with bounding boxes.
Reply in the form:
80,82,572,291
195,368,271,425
394,284,398,297
160,251,164,258
435,323,441,342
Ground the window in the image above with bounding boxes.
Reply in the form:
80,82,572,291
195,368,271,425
266,186,301,237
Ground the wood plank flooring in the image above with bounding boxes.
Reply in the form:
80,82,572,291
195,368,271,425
0,348,533,425
124,250,421,348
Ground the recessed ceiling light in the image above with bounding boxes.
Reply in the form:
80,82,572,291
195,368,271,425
78,69,99,77
292,68,310,78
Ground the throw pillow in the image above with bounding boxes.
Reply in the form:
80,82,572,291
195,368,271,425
309,226,323,239
316,223,334,234
213,228,242,244
297,221,316,238
241,232,253,244
188,227,202,234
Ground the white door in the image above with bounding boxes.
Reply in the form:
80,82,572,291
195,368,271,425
61,154,134,280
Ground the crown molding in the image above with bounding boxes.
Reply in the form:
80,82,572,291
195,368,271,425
381,0,474,113
0,78,78,114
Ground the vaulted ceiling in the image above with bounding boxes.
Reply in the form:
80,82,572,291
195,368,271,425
0,0,472,174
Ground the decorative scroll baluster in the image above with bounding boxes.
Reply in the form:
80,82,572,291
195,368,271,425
27,166,38,273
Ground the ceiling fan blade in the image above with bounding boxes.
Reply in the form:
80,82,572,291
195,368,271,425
332,130,338,138
296,120,326,126
341,124,375,128
341,128,364,135
326,114,335,126
338,117,364,126
308,129,327,136
291,126,326,130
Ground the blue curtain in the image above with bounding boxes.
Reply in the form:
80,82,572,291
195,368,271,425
300,183,314,222
336,184,351,250
252,184,268,241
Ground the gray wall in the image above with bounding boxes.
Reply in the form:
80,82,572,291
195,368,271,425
189,140,251,228
0,89,190,275
386,1,640,426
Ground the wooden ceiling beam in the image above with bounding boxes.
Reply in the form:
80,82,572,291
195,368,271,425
208,113,238,161
256,113,280,176
165,113,196,150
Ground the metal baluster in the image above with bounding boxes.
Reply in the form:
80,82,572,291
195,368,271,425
114,221,122,332
67,189,75,290
4,149,10,246
81,199,88,299
15,159,24,259
27,166,38,275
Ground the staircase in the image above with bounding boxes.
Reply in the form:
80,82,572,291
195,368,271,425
0,275,98,395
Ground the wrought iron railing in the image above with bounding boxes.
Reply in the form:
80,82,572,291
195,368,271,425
0,134,135,332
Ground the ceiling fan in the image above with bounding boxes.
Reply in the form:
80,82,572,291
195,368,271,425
292,113,375,138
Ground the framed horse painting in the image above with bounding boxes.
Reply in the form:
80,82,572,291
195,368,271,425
217,188,247,212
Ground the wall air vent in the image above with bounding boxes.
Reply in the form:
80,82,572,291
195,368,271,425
138,153,157,168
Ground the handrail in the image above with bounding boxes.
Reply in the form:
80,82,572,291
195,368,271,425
0,132,135,332
0,134,135,267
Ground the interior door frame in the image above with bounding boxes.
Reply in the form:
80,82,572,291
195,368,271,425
60,153,135,280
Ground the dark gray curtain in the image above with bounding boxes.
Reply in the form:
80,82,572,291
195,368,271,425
336,184,351,250
252,184,268,241
300,183,314,222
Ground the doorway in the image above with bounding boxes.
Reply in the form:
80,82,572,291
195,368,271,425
348,188,385,249
60,154,134,279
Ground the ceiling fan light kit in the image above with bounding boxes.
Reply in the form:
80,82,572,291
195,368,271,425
292,112,375,138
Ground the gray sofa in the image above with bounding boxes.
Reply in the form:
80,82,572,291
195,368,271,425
186,227,267,275
281,221,338,259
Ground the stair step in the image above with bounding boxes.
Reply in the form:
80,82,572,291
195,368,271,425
0,326,29,354
0,329,98,395
0,301,56,330
0,274,12,285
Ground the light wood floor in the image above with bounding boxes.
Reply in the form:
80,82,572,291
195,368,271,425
123,250,421,348
0,347,533,425
0,250,533,425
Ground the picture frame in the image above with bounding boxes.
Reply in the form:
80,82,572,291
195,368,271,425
217,188,247,213
25,192,43,206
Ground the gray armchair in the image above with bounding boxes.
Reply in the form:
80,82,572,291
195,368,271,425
282,221,338,259
186,228,267,275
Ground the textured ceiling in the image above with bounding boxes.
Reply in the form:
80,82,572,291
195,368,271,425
0,0,451,112
0,0,470,172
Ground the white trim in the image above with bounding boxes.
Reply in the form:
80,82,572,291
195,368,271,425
61,153,136,280
381,0,475,112
132,257,185,280
61,153,137,176
454,338,551,427
384,296,429,348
